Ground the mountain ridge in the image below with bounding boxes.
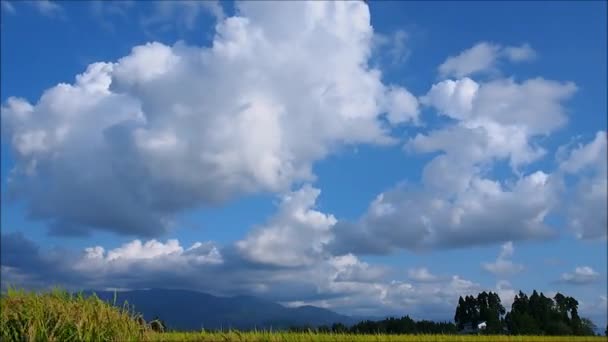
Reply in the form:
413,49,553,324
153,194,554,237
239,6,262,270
84,288,364,331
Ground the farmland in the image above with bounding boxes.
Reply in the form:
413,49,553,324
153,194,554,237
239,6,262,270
146,331,607,341
2,288,606,342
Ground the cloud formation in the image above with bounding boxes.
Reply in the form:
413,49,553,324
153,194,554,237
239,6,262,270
482,241,524,277
329,74,575,255
438,42,537,78
1,1,417,237
236,185,336,267
558,131,607,240
560,266,600,285
0,231,486,318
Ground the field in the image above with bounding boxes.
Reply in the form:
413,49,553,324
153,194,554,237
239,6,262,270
147,331,607,341
1,288,605,342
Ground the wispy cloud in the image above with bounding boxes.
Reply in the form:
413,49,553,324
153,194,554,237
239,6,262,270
560,266,600,285
1,0,16,15
482,241,524,277
31,0,63,17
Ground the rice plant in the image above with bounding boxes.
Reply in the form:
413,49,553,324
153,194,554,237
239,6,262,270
1,287,145,342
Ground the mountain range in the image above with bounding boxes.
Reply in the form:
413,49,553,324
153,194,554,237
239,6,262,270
88,288,361,331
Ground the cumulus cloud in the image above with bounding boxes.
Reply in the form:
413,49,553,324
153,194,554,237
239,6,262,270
328,72,576,255
438,42,537,78
236,185,336,267
558,131,607,240
1,1,417,237
330,171,557,254
560,266,600,285
482,241,524,277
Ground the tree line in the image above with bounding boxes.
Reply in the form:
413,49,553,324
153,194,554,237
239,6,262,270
454,290,600,335
289,290,604,336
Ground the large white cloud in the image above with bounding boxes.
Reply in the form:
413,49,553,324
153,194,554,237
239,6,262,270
419,77,576,170
1,1,417,236
328,70,577,255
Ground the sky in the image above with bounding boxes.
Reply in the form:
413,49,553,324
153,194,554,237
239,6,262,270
1,0,607,328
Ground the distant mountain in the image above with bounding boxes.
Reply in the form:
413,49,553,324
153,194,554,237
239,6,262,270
86,288,360,331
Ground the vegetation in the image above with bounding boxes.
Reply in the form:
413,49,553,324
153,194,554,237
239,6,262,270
1,287,605,342
1,287,145,341
145,331,606,341
453,290,599,336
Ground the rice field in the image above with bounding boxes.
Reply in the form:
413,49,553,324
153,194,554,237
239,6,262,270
147,331,608,341
2,288,606,342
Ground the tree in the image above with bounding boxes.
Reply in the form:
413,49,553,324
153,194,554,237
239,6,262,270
331,322,348,333
579,318,597,336
454,296,466,329
476,291,505,333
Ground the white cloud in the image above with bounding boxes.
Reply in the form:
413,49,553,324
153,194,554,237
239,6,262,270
419,77,576,172
1,1,417,236
384,86,420,125
407,267,438,282
236,185,336,267
373,29,410,66
503,43,537,62
330,171,557,254
329,71,575,254
80,239,222,267
482,241,524,277
438,42,538,78
439,42,501,78
558,131,607,240
494,280,517,308
561,266,600,285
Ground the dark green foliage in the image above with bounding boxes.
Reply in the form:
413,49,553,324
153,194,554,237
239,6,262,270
503,290,595,336
348,315,457,334
331,322,348,333
454,292,505,333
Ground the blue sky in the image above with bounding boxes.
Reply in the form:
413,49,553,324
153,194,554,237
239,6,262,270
1,0,606,327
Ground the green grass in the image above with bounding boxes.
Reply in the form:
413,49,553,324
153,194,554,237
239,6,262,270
2,288,606,341
1,287,145,342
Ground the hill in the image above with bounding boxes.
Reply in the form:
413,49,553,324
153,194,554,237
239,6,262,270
88,288,359,331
